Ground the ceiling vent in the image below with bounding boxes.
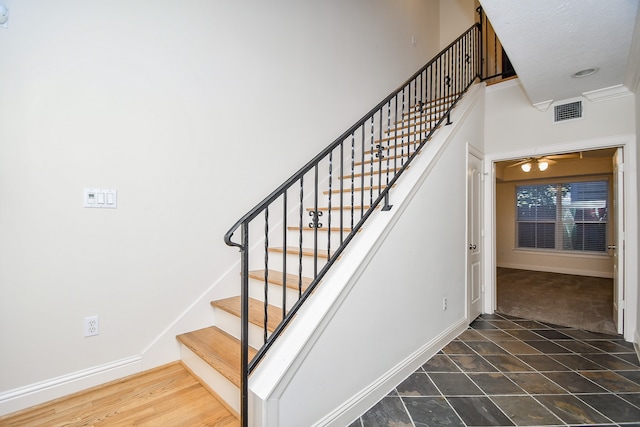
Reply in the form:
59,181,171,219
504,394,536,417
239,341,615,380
554,101,582,122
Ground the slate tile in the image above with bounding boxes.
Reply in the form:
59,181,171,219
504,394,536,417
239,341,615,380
549,354,604,370
449,354,498,373
579,393,640,423
428,372,484,396
360,396,412,427
483,354,534,372
580,370,640,393
542,371,607,393
532,329,572,340
422,354,461,373
524,340,571,354
442,340,474,355
403,397,464,427
505,372,567,394
536,394,612,425
491,395,563,426
467,372,525,395
447,397,514,426
516,354,570,372
396,372,440,397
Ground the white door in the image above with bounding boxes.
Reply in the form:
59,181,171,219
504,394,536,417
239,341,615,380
467,151,483,322
612,148,625,334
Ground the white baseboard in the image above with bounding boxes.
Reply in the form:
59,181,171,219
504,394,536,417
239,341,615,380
0,355,142,417
497,262,613,279
313,318,468,427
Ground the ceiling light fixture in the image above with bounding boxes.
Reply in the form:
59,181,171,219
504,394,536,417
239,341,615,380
572,68,598,78
520,159,549,173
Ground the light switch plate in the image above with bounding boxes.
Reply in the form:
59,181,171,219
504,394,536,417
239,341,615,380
84,188,117,209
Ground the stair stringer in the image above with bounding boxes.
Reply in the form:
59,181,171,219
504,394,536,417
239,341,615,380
247,83,485,427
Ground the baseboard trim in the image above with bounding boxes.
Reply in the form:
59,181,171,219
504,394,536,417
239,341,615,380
0,355,142,417
497,263,613,279
313,318,468,427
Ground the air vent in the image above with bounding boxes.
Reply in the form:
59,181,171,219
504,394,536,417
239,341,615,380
554,101,582,122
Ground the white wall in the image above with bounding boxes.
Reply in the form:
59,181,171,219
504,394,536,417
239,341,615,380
0,0,442,413
485,81,635,153
248,85,486,427
439,0,477,49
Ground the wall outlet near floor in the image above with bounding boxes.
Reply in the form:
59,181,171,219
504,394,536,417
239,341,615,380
84,315,99,337
442,297,447,311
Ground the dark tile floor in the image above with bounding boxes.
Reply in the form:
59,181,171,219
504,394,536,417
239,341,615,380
350,313,640,426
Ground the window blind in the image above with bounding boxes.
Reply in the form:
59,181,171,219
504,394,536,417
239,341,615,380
516,180,608,252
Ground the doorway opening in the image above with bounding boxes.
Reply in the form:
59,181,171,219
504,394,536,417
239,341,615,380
493,148,622,335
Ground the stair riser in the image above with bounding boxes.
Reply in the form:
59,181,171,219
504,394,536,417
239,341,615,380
286,228,354,251
214,308,273,350
248,278,306,310
266,252,330,277
180,345,240,414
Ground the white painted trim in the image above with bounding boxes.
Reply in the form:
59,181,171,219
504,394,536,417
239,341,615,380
0,355,142,416
533,100,554,112
485,77,521,93
313,318,468,427
582,85,633,103
484,134,638,342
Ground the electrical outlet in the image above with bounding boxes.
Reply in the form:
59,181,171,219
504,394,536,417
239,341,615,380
442,297,447,311
84,316,99,337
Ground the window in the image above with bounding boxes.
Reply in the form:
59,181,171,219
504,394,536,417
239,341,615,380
516,180,608,253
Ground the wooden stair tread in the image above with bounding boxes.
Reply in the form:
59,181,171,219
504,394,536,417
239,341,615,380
354,153,414,166
248,269,312,291
287,225,354,233
212,297,283,332
387,117,440,133
338,167,403,178
323,184,394,194
176,326,256,388
307,205,374,211
268,246,333,259
374,129,430,144
365,143,418,155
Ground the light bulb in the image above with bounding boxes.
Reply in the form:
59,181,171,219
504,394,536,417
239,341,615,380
521,163,532,172
538,160,549,171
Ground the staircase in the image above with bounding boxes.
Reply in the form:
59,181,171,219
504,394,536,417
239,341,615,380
176,94,461,416
176,23,486,426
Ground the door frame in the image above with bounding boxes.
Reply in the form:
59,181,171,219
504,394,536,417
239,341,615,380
482,135,638,342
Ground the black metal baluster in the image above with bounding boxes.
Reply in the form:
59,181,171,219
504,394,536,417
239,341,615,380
339,141,344,247
263,207,269,344
298,178,304,298
239,222,249,427
282,192,287,321
327,151,333,262
350,134,355,230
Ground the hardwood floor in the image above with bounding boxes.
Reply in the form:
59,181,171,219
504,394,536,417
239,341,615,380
0,362,239,426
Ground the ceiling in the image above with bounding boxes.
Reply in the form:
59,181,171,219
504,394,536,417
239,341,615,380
480,0,640,110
